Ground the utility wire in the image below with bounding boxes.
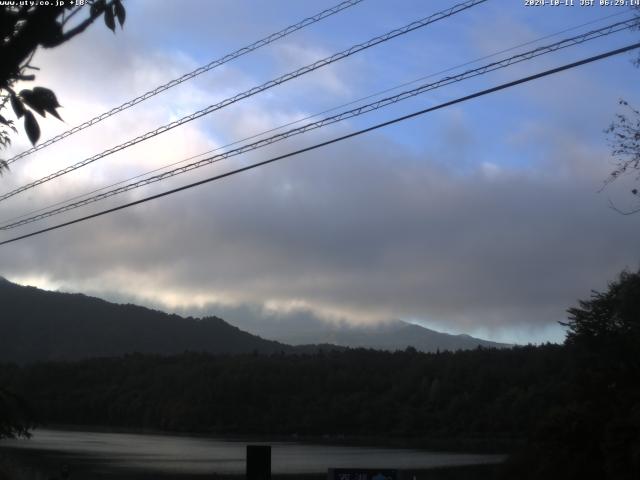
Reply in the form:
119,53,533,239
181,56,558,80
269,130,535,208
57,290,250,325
1,41,638,247
0,0,488,204
2,9,628,228
5,0,365,165
2,16,637,231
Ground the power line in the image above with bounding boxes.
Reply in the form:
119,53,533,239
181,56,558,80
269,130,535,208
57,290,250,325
0,0,488,204
1,41,638,247
2,9,628,228
5,10,625,230
4,0,365,166
2,16,637,231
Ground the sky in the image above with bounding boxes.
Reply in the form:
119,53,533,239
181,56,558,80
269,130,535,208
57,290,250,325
1,0,639,344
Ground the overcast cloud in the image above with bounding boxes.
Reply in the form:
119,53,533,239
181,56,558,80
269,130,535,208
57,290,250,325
1,0,639,344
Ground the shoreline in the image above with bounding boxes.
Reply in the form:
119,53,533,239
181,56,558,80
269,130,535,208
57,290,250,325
29,424,517,454
0,427,506,480
1,446,502,480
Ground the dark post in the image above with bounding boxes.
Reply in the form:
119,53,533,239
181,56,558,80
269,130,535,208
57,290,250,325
246,445,271,480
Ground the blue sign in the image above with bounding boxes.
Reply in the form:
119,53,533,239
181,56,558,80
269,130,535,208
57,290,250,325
328,468,405,480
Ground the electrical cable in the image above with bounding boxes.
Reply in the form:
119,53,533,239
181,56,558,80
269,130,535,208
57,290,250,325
4,0,366,165
2,16,637,231
2,8,628,227
1,41,637,247
0,0,487,203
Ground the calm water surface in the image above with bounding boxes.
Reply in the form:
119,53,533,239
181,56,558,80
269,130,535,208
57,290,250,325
1,429,504,474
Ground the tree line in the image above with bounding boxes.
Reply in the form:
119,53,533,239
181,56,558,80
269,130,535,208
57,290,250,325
0,344,568,443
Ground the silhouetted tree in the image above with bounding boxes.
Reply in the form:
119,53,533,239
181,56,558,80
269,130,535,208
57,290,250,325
605,101,640,214
604,6,640,213
507,269,640,479
0,387,34,439
0,0,126,174
563,268,640,348
501,269,640,479
563,269,640,478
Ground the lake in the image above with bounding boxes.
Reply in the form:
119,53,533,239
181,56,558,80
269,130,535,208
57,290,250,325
0,428,505,476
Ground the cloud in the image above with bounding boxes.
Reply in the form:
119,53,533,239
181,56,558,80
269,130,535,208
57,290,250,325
1,1,639,346
269,42,353,97
3,119,639,344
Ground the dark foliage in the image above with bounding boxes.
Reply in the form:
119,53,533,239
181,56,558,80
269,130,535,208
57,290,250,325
505,269,640,479
0,387,34,439
0,0,125,173
564,269,640,346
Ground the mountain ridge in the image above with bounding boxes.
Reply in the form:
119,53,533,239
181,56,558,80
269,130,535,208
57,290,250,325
0,278,508,363
228,314,510,352
0,279,298,363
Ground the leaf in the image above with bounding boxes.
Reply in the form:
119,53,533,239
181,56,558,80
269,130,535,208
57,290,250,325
90,0,106,17
104,5,116,32
33,87,61,108
32,87,62,120
24,111,40,146
114,0,126,27
10,94,24,118
20,87,63,120
19,89,45,117
38,21,63,48
0,115,16,133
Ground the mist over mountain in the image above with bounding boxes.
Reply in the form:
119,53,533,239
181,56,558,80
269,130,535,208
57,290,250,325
0,277,506,363
0,277,295,363
206,304,509,352
277,320,509,352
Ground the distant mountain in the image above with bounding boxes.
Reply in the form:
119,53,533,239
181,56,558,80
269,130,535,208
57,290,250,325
311,320,510,352
0,277,507,364
0,277,297,363
211,305,510,352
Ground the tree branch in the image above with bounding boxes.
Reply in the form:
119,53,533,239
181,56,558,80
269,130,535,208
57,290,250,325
607,197,640,216
47,2,111,48
60,5,84,28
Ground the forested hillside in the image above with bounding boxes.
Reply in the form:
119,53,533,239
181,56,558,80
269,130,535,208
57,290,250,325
0,277,295,362
0,346,567,443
